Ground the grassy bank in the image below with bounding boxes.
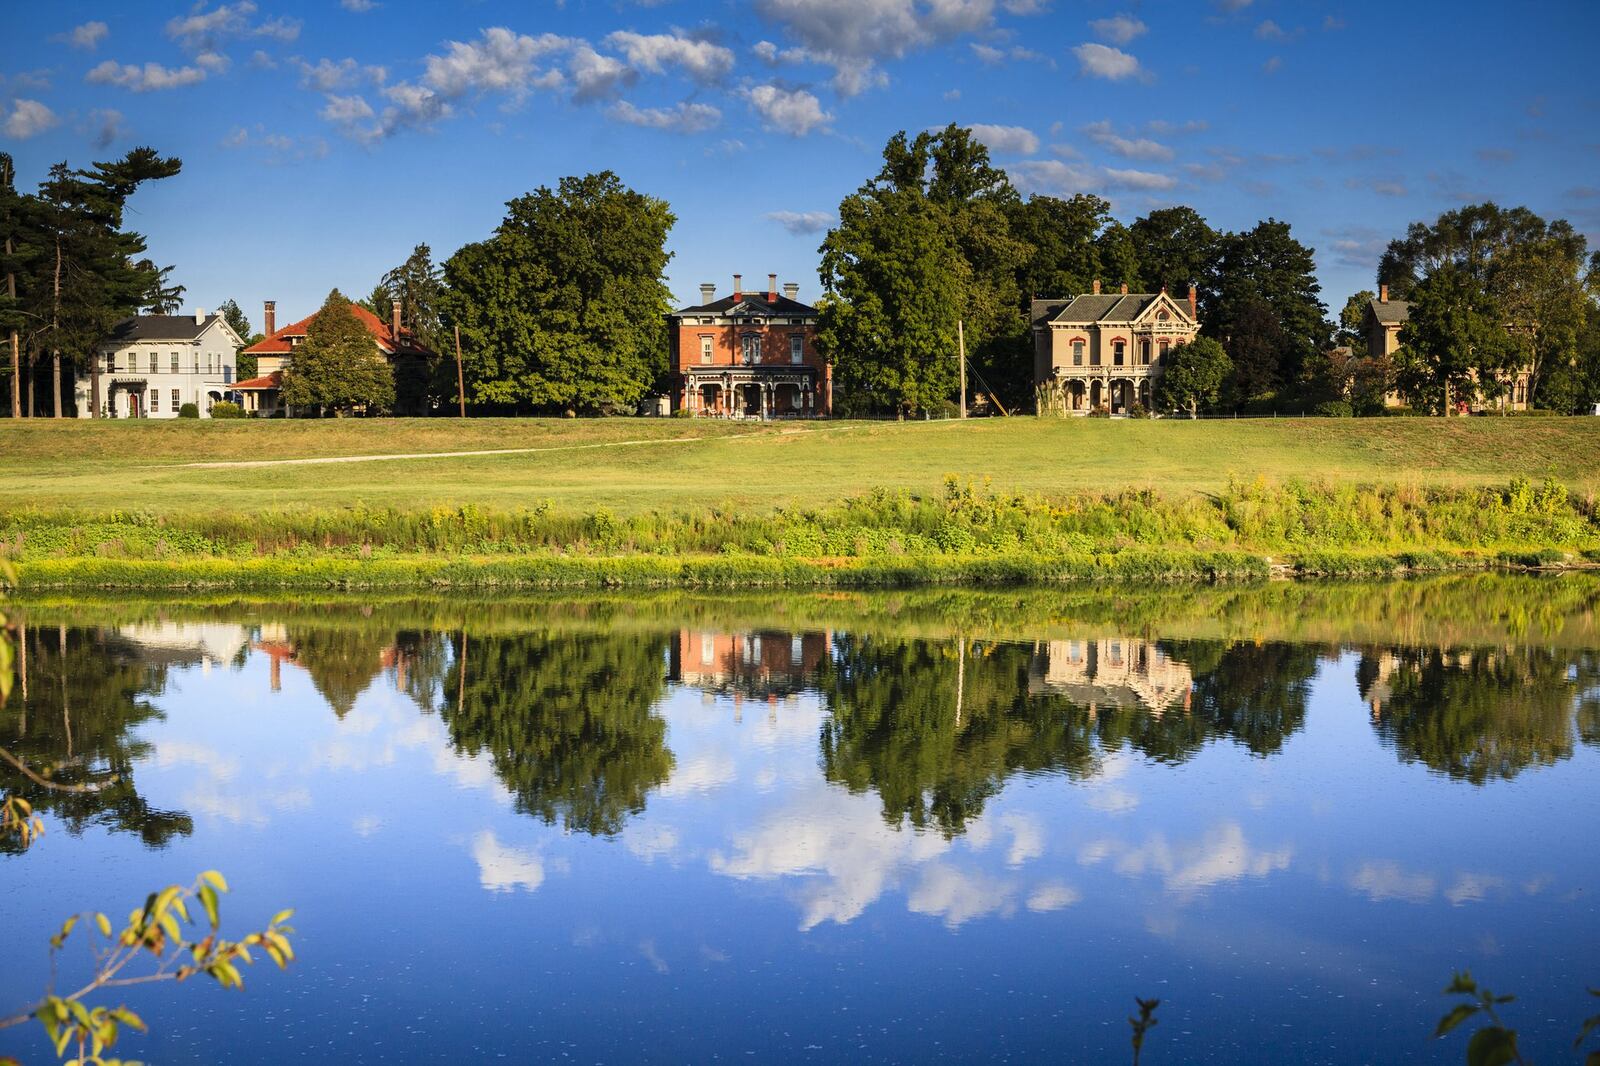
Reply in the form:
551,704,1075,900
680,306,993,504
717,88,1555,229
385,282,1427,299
4,475,1596,591
2,416,1597,518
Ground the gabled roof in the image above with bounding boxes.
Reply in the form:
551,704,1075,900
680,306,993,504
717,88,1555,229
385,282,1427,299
233,371,283,390
243,301,433,357
1043,292,1187,325
106,314,224,344
1368,298,1411,325
673,291,819,317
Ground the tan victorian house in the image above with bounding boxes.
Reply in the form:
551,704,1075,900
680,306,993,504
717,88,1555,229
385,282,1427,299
1362,283,1530,411
1032,281,1200,414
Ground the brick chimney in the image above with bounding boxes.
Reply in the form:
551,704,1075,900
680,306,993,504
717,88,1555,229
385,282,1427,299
194,307,205,326
699,282,716,304
1092,279,1101,295
263,300,276,336
783,282,799,300
1379,283,1389,304
1188,284,1198,319
391,298,402,342
1120,283,1129,295
767,273,778,302
732,274,743,301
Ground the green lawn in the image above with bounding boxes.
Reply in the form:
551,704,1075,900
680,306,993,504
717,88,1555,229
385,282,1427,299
3,416,1597,518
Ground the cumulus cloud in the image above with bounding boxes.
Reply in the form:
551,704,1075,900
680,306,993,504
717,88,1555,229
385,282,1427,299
1348,860,1435,903
64,20,110,51
1008,158,1176,197
969,122,1039,156
320,93,375,124
604,31,735,82
907,864,1016,928
609,99,722,133
568,45,635,102
472,831,545,893
755,0,1004,95
1081,822,1291,896
3,98,58,139
766,210,835,235
87,60,209,92
166,1,299,50
1083,119,1173,161
1072,42,1143,80
421,27,570,99
745,83,831,135
1089,14,1146,45
292,56,385,92
970,42,1048,65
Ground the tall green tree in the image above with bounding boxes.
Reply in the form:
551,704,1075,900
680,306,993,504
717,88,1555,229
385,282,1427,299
1377,202,1565,300
441,171,674,415
1394,265,1516,414
0,153,33,419
1152,336,1231,417
1335,290,1376,347
1009,193,1114,298
372,243,448,415
1206,219,1327,404
1129,206,1220,296
217,298,257,380
279,289,394,416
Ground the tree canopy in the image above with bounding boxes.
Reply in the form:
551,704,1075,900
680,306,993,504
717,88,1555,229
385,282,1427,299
1153,336,1231,417
279,289,395,415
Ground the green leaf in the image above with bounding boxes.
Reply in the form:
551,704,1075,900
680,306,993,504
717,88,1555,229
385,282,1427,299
1465,1026,1518,1066
1446,972,1478,995
1434,1004,1479,1038
271,909,294,926
198,883,219,928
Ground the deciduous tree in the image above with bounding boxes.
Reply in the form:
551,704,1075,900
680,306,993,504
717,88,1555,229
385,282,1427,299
279,289,394,416
1153,336,1231,417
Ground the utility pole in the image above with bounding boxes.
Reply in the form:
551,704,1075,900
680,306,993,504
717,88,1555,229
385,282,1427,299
957,318,967,418
454,324,466,418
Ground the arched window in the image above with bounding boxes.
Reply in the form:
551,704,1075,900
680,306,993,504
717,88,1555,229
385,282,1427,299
1113,340,1126,366
1071,339,1084,366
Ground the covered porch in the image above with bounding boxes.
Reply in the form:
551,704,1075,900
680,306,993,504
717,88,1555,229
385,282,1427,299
680,369,821,419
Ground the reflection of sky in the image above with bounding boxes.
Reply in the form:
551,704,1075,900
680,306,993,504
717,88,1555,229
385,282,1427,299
2,638,1598,1065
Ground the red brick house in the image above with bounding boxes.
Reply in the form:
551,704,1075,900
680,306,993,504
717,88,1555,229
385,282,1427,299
669,274,830,418
235,297,433,416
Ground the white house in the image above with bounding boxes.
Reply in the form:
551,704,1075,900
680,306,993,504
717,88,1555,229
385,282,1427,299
73,310,244,419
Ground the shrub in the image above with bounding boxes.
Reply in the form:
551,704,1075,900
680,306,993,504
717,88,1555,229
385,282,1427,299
1313,400,1354,418
178,403,200,419
209,401,244,419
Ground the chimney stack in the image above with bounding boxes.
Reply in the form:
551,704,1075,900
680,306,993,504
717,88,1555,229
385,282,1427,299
732,274,743,301
783,281,799,300
1120,283,1129,295
1092,279,1101,295
195,307,205,326
264,300,276,337
1188,284,1198,320
391,298,402,342
700,282,716,305
767,273,778,302
1379,283,1389,304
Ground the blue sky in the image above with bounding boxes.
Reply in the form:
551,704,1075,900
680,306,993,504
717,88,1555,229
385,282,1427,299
2,0,1596,330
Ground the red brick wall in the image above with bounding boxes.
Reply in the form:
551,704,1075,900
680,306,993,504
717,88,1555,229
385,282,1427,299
672,321,824,373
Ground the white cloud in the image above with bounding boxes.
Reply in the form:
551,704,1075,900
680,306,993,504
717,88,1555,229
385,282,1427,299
293,57,385,92
765,209,835,235
1072,42,1143,80
745,83,831,136
3,98,58,139
1026,882,1081,912
1146,118,1208,135
1104,167,1178,190
320,93,375,124
1089,14,1146,45
166,1,257,50
1082,119,1174,161
568,45,634,102
472,830,545,893
604,31,735,82
66,21,110,51
970,42,1048,65
968,123,1039,156
755,0,1001,95
422,27,571,99
86,60,209,92
1008,159,1099,196
659,751,737,796
609,99,722,133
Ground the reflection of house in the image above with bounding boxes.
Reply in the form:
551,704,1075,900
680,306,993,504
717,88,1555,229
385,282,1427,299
74,312,244,419
115,622,251,669
1032,282,1200,415
1028,638,1192,713
235,297,434,416
668,275,830,419
669,629,831,700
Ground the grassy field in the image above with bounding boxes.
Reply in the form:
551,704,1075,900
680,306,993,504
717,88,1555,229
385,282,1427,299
2,416,1598,518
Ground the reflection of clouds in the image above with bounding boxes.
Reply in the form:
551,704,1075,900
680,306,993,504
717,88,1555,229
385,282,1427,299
1086,788,1139,814
1348,860,1436,904
352,814,383,837
1445,872,1505,906
710,786,950,930
1082,822,1292,895
908,864,1016,928
1027,882,1081,912
625,823,682,862
432,746,502,793
472,830,544,893
152,740,243,781
1001,813,1045,867
1083,752,1140,814
183,783,311,827
659,751,737,797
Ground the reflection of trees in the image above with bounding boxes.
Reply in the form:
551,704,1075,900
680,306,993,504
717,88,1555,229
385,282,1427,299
284,626,394,718
440,630,673,837
1,625,192,855
818,637,1099,836
1362,647,1595,784
1093,641,1318,763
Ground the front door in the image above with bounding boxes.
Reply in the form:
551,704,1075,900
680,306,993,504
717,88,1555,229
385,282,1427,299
128,392,141,418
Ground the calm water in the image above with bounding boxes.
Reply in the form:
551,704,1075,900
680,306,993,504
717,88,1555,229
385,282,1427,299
2,578,1598,1064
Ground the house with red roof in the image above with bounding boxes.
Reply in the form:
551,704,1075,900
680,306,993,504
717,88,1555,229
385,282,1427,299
236,297,434,416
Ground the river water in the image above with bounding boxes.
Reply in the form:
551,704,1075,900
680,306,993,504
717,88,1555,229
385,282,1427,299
2,577,1597,1063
